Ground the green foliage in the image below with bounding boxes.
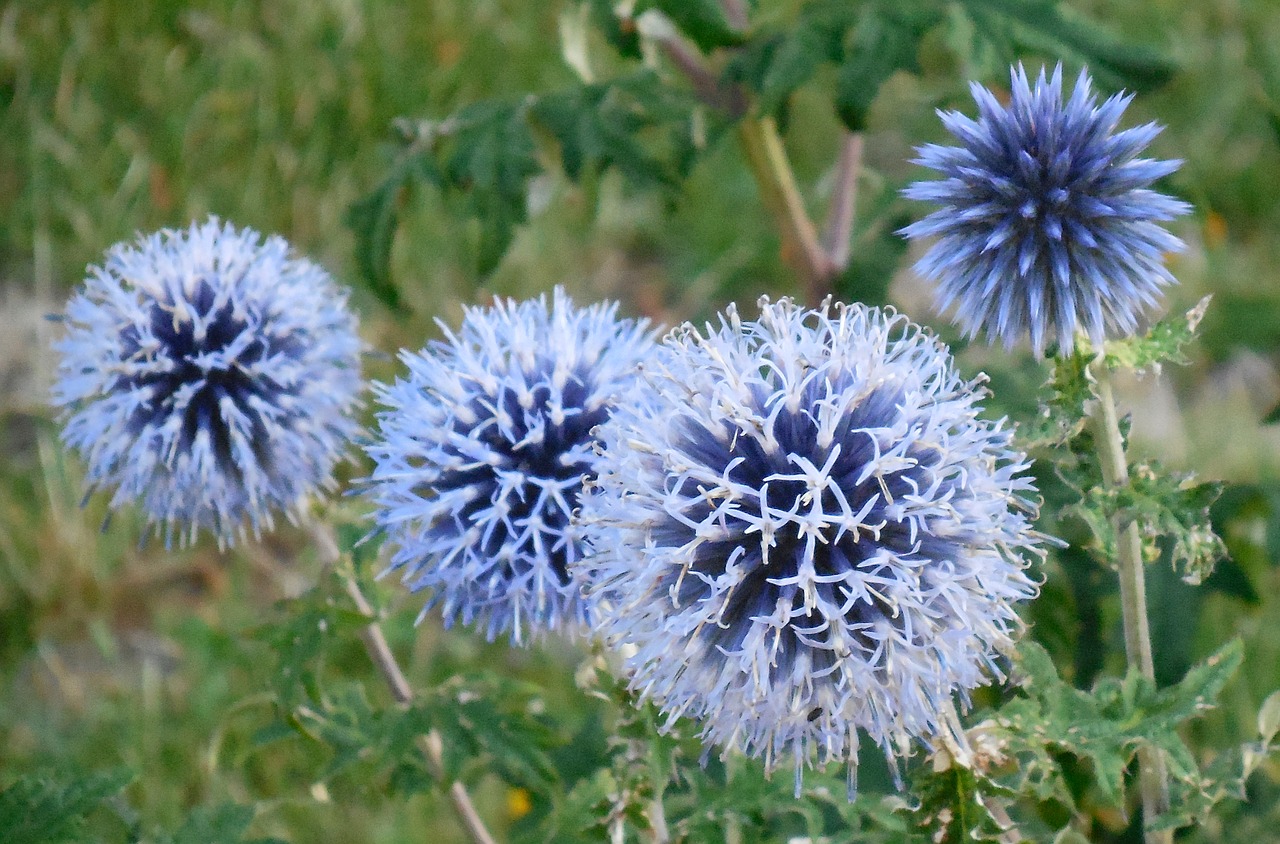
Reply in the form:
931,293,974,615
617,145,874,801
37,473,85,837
911,758,1014,844
637,0,743,52
0,769,131,844
997,640,1242,822
350,69,703,287
1104,296,1212,373
953,0,1178,91
158,804,286,844
1069,461,1227,584
350,0,1180,290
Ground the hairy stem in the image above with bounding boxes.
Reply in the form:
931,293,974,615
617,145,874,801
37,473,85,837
647,794,670,844
737,116,833,306
308,522,498,844
1088,359,1172,844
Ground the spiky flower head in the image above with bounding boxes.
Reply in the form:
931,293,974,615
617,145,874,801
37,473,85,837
901,64,1191,356
579,298,1044,792
52,218,363,547
364,288,656,645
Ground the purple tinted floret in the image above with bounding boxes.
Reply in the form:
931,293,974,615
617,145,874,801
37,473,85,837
364,288,656,645
52,218,363,547
902,64,1191,356
580,298,1045,793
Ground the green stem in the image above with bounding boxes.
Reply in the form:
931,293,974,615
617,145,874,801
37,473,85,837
736,116,833,306
1089,358,1172,844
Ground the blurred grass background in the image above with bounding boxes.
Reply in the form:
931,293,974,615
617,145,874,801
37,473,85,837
2,1,1279,841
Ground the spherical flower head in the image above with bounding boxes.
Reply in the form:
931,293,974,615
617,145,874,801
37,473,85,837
364,288,657,645
901,64,1191,356
52,218,363,547
579,298,1045,793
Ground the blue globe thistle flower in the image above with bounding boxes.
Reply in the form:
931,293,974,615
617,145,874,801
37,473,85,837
363,288,656,645
579,298,1045,793
901,64,1191,356
52,218,363,547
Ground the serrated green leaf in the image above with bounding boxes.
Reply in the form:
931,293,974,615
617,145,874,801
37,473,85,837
1021,350,1091,449
443,101,541,275
996,640,1242,824
0,769,133,844
910,761,1012,844
1068,461,1228,583
727,0,855,115
1105,296,1211,373
531,71,688,188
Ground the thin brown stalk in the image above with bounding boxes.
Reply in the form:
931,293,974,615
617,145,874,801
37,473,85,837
308,522,498,844
737,116,833,305
821,131,863,273
719,0,749,30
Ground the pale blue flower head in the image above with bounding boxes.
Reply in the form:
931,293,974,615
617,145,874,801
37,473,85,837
52,218,363,547
364,287,656,645
580,298,1044,794
902,64,1191,356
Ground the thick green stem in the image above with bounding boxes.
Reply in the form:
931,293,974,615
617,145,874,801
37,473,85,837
1089,359,1172,844
736,116,833,306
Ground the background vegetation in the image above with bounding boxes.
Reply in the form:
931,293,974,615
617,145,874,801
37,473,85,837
2,1,1279,841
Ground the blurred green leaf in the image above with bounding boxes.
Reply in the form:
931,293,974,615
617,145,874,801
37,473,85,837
1259,690,1280,746
345,144,437,311
159,803,286,844
532,71,689,186
836,5,941,131
0,769,132,844
955,0,1178,92
589,0,642,59
638,0,743,52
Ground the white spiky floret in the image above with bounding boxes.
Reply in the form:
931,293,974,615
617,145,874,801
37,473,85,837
363,287,657,645
52,218,363,547
579,297,1046,795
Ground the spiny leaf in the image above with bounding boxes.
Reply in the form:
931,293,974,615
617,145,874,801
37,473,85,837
0,769,132,844
997,640,1242,818
1068,461,1228,584
910,761,1013,843
1021,349,1091,449
1105,296,1211,373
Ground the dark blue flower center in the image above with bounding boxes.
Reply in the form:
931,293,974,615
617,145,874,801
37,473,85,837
119,280,299,477
427,364,609,586
657,382,966,676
